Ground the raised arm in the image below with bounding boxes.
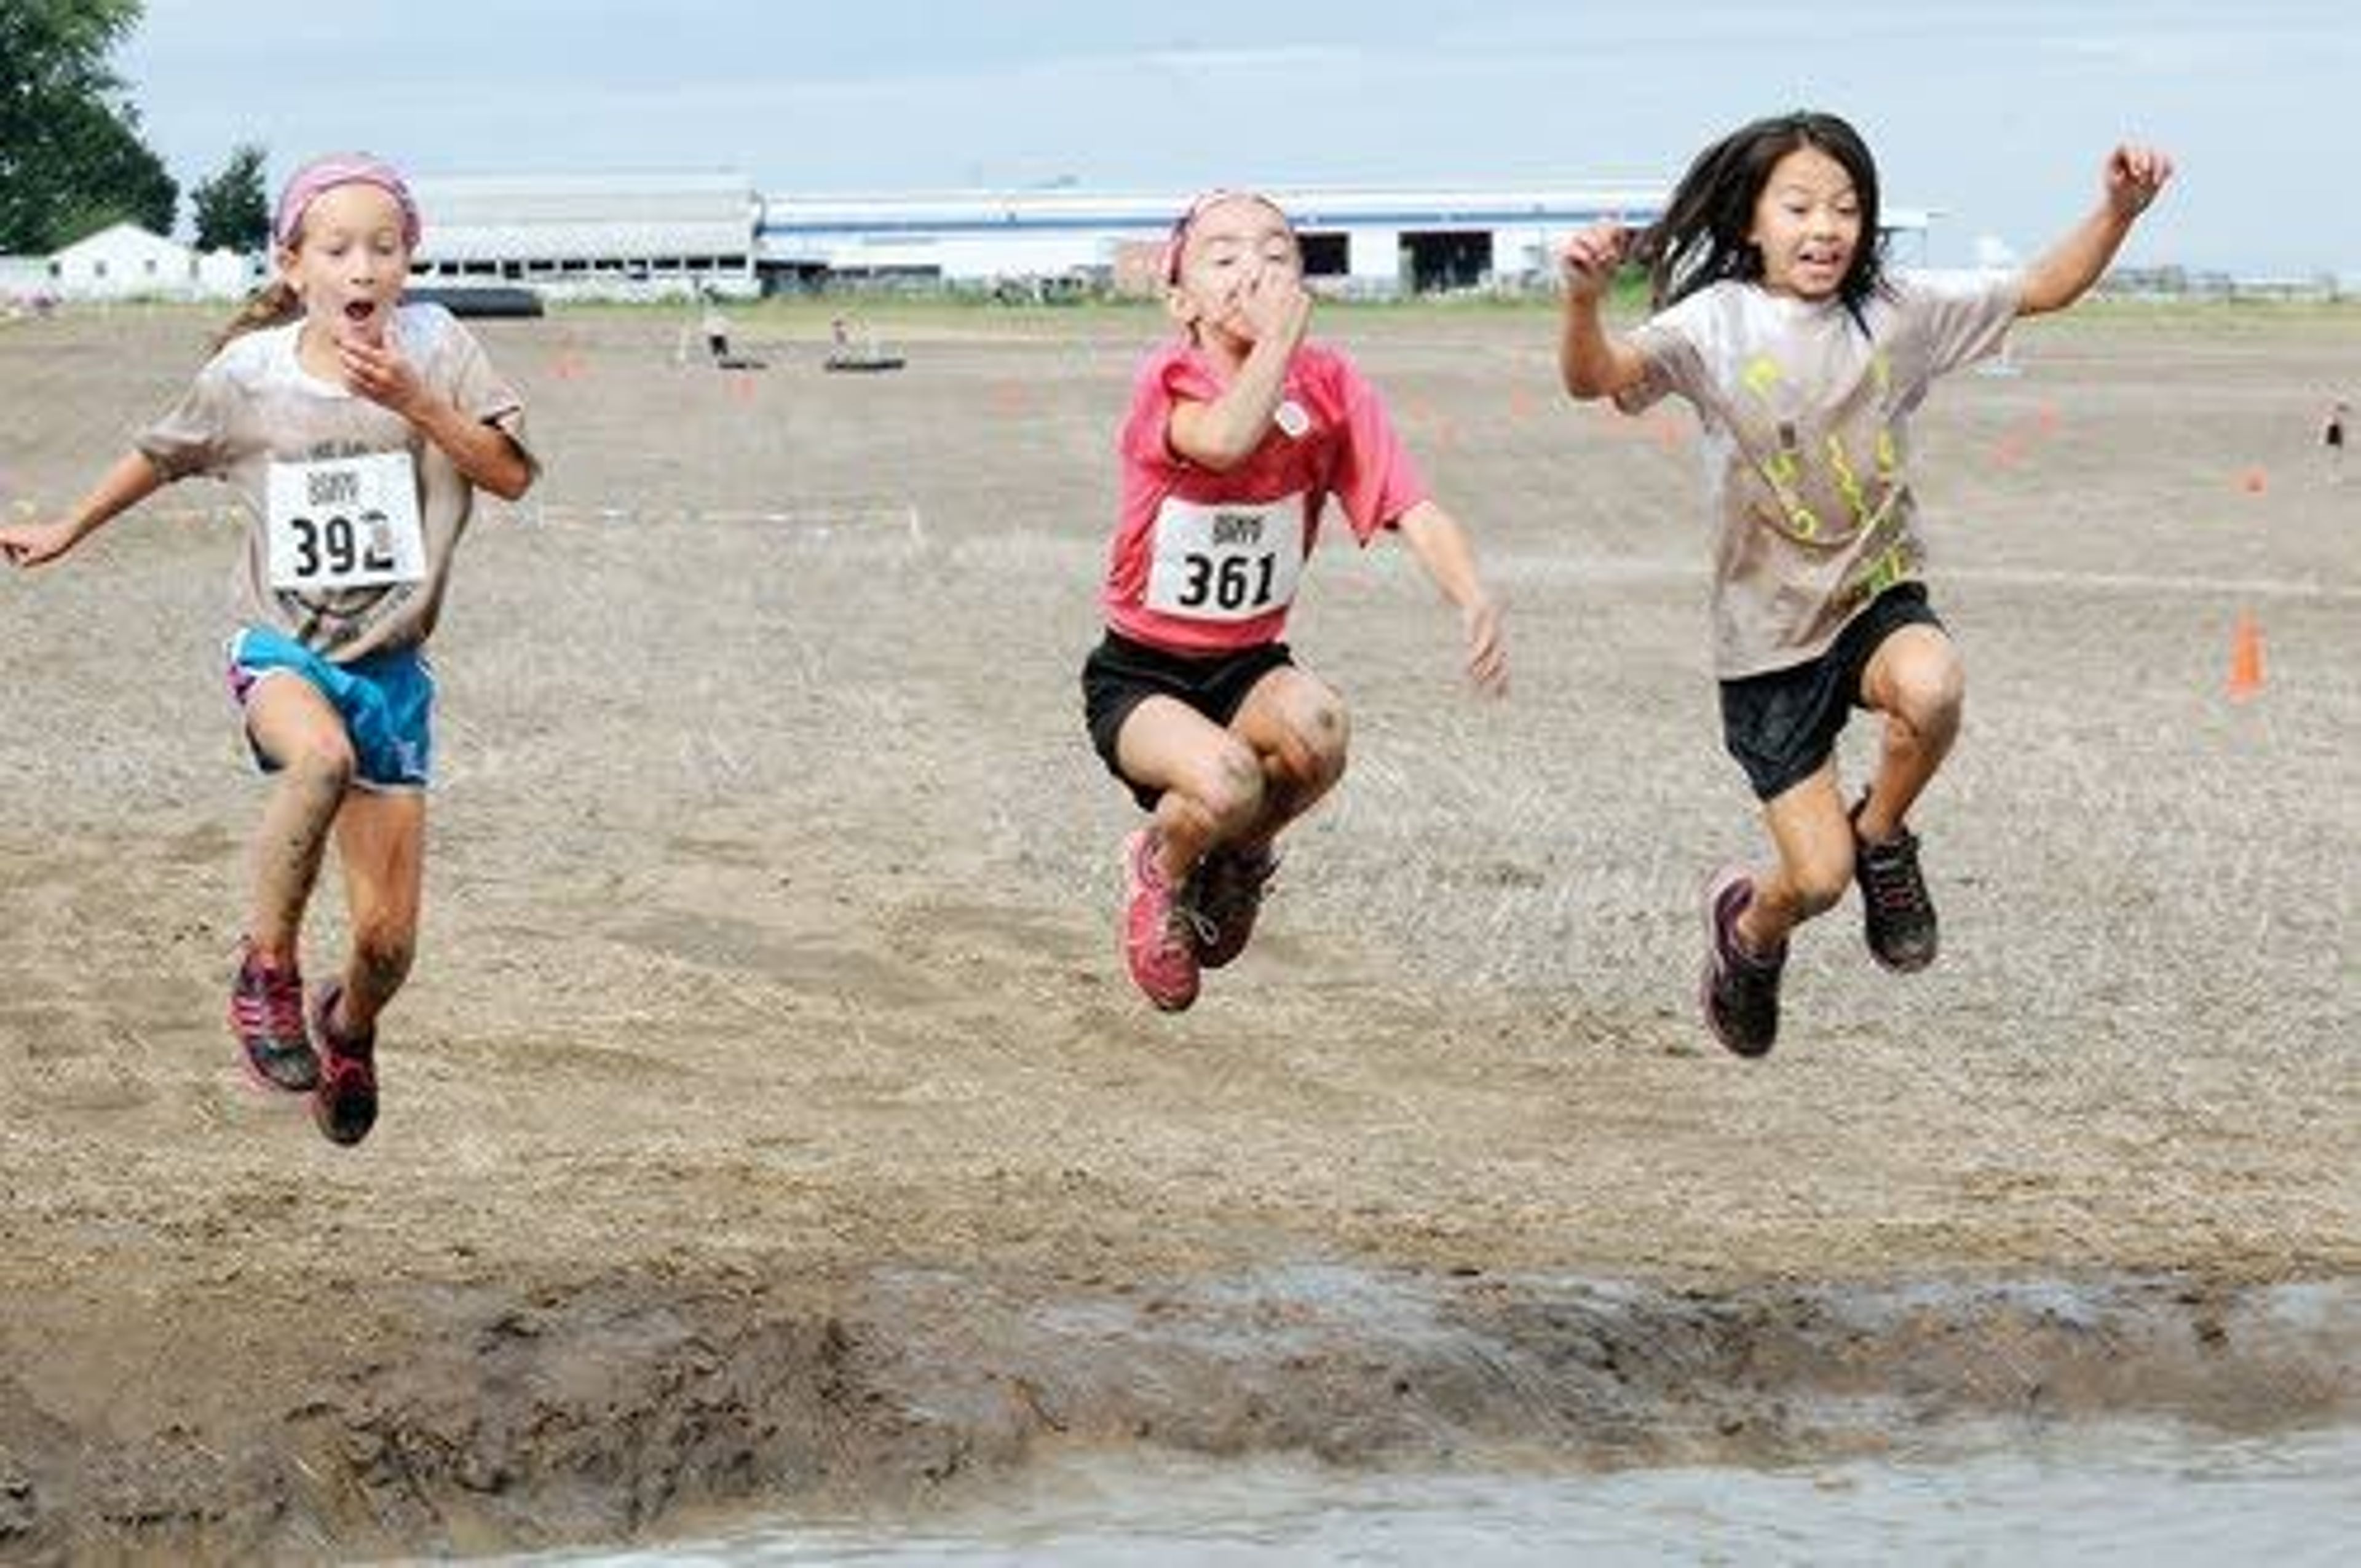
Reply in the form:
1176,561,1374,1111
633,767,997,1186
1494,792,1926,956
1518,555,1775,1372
1558,223,1651,400
1168,269,1313,470
2019,144,2174,317
339,337,536,501
0,451,165,569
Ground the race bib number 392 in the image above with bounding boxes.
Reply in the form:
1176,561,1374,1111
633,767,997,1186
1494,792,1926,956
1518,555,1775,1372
265,451,427,592
1144,492,1307,622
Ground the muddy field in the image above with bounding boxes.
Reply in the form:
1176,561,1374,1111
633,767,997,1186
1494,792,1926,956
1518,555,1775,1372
0,298,2354,1559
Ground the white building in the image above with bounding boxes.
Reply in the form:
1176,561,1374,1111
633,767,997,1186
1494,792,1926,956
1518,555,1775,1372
41,222,253,301
757,184,1936,297
408,172,759,300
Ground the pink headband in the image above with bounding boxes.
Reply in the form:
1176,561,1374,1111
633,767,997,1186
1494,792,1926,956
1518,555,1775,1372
1161,189,1287,283
274,154,421,250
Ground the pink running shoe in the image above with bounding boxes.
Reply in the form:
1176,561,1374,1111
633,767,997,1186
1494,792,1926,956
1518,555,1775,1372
310,982,378,1147
1121,828,1201,1012
1191,842,1278,970
229,940,318,1092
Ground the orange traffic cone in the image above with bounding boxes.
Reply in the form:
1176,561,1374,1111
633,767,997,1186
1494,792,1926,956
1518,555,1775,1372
2228,611,2265,700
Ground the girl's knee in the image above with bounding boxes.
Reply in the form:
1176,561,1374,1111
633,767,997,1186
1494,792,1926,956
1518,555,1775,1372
1174,739,1267,834
1786,847,1855,919
285,737,356,798
1276,692,1350,786
1883,649,1965,737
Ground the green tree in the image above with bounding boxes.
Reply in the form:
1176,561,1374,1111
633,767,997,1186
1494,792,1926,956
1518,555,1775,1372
191,143,271,253
0,1,178,252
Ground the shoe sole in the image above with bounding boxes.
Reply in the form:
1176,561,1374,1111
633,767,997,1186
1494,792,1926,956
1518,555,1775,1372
1864,935,1938,975
238,1045,321,1096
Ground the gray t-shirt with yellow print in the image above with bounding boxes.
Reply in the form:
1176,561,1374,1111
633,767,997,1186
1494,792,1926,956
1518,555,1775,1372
1622,271,2020,679
136,303,533,663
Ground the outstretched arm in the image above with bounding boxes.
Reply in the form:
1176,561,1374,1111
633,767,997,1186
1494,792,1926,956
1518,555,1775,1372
2019,144,2174,317
1558,223,1650,400
0,451,165,569
1394,499,1508,695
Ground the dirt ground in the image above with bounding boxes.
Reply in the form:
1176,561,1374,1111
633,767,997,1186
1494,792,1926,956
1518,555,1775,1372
0,298,2354,1559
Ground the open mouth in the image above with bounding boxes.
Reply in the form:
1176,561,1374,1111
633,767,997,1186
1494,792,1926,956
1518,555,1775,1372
343,300,378,324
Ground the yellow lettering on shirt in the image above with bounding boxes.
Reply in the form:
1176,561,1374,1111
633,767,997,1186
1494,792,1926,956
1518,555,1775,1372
1824,433,1872,526
1859,541,1910,598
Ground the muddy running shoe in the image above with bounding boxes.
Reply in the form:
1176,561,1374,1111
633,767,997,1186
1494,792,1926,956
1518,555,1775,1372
1700,865,1785,1059
229,940,318,1092
1851,798,1939,973
309,982,378,1147
1121,828,1201,1012
1190,842,1278,970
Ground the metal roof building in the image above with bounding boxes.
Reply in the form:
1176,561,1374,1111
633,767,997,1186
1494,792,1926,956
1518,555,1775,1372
408,172,759,299
757,185,1935,296
389,173,1934,300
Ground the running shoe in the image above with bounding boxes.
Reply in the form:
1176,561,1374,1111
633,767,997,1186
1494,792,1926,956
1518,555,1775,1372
310,981,378,1147
229,940,318,1092
1121,828,1201,1012
1851,798,1939,972
1701,865,1784,1058
1190,842,1278,970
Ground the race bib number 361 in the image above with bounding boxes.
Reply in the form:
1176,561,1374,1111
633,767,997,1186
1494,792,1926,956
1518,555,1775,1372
1144,492,1307,622
265,451,427,592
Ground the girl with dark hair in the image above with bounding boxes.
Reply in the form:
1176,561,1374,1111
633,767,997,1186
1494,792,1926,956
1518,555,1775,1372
1082,191,1508,1013
1557,112,2170,1058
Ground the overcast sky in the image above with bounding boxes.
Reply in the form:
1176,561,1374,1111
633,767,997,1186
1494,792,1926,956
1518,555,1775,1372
119,0,2354,276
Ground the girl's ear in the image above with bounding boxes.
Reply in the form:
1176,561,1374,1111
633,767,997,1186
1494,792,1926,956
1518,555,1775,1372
273,245,303,293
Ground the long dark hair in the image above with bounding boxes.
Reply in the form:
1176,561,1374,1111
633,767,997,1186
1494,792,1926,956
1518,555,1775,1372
1634,111,1889,317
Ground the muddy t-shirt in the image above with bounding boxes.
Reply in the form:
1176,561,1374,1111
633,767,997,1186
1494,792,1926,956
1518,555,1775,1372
136,303,531,663
1621,272,2019,679
1104,339,1427,655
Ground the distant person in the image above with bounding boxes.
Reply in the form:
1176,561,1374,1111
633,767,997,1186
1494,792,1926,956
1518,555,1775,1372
0,152,537,1144
701,291,732,361
1082,190,1508,1012
1557,112,2171,1057
2326,398,2349,484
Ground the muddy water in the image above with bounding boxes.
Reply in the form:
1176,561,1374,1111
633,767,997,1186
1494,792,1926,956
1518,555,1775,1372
526,1423,2357,1564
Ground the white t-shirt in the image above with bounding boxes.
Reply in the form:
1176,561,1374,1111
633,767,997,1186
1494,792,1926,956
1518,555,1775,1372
138,304,532,662
1623,272,2020,678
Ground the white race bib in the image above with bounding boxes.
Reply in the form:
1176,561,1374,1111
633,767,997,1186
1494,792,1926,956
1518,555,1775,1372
265,451,426,592
1144,492,1307,622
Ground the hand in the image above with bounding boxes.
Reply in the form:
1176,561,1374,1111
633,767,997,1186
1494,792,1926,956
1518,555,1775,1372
2103,144,2173,220
1461,593,1508,697
338,335,428,418
0,519,81,569
1559,223,1631,303
1234,265,1312,348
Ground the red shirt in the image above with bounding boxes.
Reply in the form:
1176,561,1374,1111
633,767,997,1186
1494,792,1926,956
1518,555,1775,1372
1102,338,1428,654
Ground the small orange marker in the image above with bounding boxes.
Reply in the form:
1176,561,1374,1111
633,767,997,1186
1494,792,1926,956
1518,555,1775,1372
2240,467,2268,494
2228,611,2265,699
